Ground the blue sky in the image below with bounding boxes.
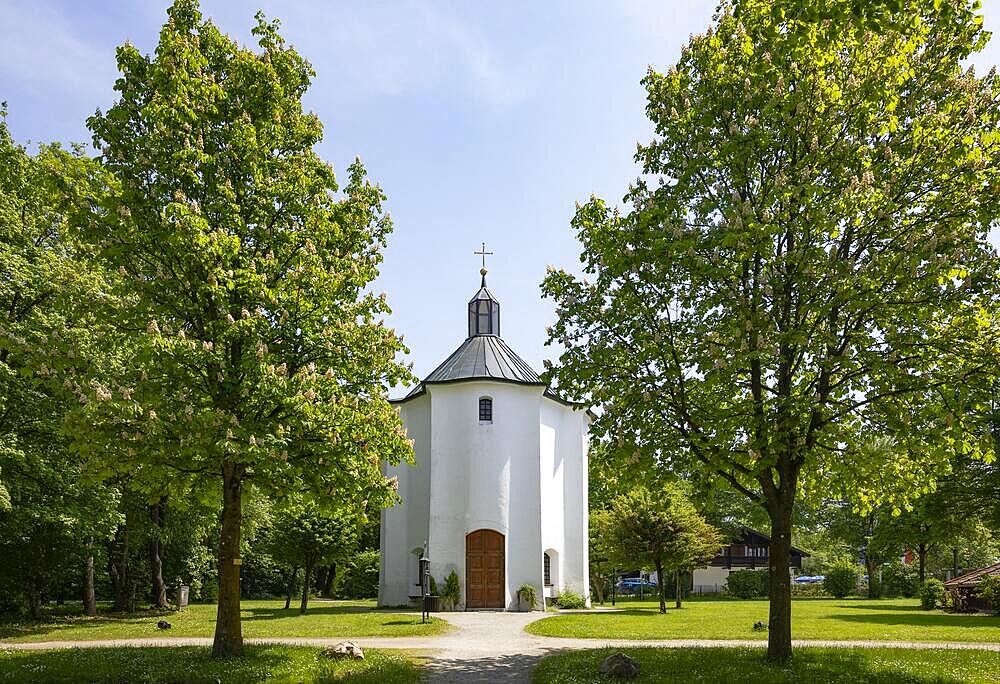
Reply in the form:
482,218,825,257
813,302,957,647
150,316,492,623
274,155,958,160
3,0,999,390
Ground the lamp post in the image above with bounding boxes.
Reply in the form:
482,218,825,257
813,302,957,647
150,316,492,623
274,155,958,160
419,546,430,624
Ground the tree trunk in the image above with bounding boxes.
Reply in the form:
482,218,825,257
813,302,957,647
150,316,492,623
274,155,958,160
952,547,959,578
212,462,244,659
323,563,336,598
284,567,299,610
655,561,666,614
591,570,606,605
149,498,168,609
316,566,328,598
110,526,133,612
675,570,682,609
84,537,97,617
766,502,794,664
107,541,122,610
27,586,41,620
300,564,313,614
918,542,927,583
864,550,880,599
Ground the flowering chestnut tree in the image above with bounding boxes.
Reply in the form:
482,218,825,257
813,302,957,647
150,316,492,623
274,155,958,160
542,0,999,663
75,0,412,657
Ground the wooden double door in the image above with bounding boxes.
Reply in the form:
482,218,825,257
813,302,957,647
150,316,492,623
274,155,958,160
466,529,505,609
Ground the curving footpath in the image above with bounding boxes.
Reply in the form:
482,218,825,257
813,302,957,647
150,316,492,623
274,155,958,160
4,610,1000,683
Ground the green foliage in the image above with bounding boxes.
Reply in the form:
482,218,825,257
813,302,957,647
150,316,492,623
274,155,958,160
441,570,461,611
75,0,414,507
882,561,919,598
603,483,723,612
427,575,438,596
726,570,769,599
263,499,358,574
823,564,859,599
553,589,588,609
340,550,379,600
920,578,946,610
62,0,413,650
0,106,123,618
517,583,538,610
790,582,828,598
542,0,999,658
977,575,1000,610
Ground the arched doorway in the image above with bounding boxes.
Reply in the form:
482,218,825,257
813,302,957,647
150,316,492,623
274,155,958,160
466,529,504,608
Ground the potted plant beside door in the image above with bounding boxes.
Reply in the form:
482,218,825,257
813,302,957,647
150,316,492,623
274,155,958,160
441,571,461,611
517,583,537,611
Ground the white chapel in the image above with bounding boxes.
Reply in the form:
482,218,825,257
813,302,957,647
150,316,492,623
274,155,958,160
379,265,590,610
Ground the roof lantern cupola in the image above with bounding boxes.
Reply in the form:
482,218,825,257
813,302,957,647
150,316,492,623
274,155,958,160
468,242,499,337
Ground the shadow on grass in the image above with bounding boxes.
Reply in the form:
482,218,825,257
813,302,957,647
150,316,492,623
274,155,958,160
0,645,422,684
0,607,176,641
241,605,378,620
829,612,1000,631
832,603,926,613
532,646,1000,684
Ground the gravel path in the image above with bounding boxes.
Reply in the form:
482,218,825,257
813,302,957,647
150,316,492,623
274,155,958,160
4,610,1000,683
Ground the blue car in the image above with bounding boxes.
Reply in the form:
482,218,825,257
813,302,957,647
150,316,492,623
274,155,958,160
794,575,825,584
618,578,658,591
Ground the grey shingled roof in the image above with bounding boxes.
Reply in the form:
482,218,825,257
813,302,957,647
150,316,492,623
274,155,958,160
400,335,544,400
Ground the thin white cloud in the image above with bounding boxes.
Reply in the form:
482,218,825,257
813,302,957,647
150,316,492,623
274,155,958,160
0,0,115,97
250,0,534,107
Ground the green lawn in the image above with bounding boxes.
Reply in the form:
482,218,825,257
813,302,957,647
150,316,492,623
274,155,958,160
0,600,449,643
526,598,1000,643
0,645,423,683
532,647,1000,683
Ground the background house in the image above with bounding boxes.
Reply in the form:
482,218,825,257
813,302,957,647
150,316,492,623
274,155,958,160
691,528,810,594
944,562,1000,612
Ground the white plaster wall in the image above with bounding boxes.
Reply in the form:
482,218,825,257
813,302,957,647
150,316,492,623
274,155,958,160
539,406,564,595
380,380,590,612
562,406,590,605
426,381,543,610
540,400,590,606
693,565,731,593
379,394,431,606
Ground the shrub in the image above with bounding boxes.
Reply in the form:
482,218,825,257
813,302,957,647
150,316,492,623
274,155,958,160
441,570,461,610
553,589,588,609
340,550,379,599
726,570,769,599
428,575,438,595
881,561,918,598
977,575,1000,611
823,564,858,598
517,583,538,610
790,582,828,598
920,578,946,610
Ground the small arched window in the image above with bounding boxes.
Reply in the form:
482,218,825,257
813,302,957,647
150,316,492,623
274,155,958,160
544,552,552,586
479,397,493,422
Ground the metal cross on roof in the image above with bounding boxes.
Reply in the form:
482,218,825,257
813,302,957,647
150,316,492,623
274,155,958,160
475,242,493,270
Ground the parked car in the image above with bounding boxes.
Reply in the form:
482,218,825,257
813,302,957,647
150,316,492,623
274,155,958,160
617,578,659,591
794,575,825,584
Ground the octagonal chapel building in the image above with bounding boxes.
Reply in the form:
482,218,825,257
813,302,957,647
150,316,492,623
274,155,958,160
378,270,590,610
